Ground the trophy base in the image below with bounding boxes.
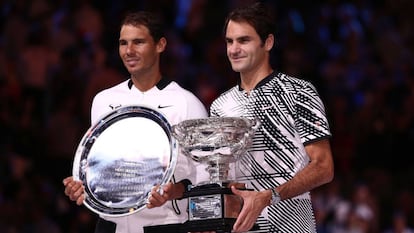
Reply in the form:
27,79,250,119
143,223,182,233
181,218,236,233
143,184,259,233
183,182,232,197
143,218,259,233
183,219,260,232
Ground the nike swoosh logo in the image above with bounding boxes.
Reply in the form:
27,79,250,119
158,105,173,109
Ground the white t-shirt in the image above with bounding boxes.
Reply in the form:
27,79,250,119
90,78,208,233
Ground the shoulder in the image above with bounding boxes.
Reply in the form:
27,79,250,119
211,86,238,103
164,81,208,118
270,73,319,96
275,73,313,88
165,81,202,103
209,86,238,116
90,80,130,123
165,81,196,96
94,79,130,100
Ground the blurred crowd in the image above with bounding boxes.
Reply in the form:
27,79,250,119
0,0,413,232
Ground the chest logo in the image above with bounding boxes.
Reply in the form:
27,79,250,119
109,104,122,110
158,105,173,109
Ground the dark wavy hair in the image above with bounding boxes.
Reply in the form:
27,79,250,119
223,1,276,44
121,11,165,42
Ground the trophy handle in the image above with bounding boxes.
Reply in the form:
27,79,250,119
250,118,261,131
232,118,261,157
171,125,183,142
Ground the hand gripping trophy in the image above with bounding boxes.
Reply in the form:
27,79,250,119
172,117,260,233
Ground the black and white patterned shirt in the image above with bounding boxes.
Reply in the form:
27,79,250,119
210,72,331,233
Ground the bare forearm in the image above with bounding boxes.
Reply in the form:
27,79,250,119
277,140,334,200
276,160,333,200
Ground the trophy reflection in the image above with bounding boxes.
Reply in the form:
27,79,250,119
172,117,260,233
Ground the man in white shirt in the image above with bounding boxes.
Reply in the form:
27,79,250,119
63,11,207,233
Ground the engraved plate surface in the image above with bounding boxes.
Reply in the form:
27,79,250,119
189,194,223,220
72,105,177,217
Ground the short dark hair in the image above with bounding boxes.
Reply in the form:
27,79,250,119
121,11,165,42
223,1,276,43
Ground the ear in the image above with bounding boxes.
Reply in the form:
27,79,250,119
264,34,274,52
157,37,167,53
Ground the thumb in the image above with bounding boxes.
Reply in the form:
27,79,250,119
231,185,243,196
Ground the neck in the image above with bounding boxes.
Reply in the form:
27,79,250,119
130,72,162,92
240,67,273,92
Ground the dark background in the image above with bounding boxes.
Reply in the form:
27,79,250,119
1,0,413,232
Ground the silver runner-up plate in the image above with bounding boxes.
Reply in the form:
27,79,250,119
72,105,177,217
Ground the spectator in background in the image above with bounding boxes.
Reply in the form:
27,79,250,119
383,211,414,233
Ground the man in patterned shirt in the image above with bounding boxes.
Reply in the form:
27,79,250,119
210,2,334,232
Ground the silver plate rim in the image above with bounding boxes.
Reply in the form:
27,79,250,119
72,105,177,217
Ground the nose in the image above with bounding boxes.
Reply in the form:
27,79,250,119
126,43,133,55
228,42,240,55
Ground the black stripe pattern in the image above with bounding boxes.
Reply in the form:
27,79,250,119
210,72,331,232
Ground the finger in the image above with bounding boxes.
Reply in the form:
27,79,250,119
76,194,85,206
69,183,83,200
64,181,75,196
155,185,169,200
146,191,153,203
149,186,161,198
233,208,255,232
146,194,162,208
231,186,243,196
232,196,248,231
63,176,73,185
146,192,153,208
65,180,82,196
146,186,160,206
157,185,164,196
162,182,173,192
68,182,81,195
150,188,165,203
147,185,169,208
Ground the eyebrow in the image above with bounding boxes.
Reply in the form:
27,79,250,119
226,35,252,41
